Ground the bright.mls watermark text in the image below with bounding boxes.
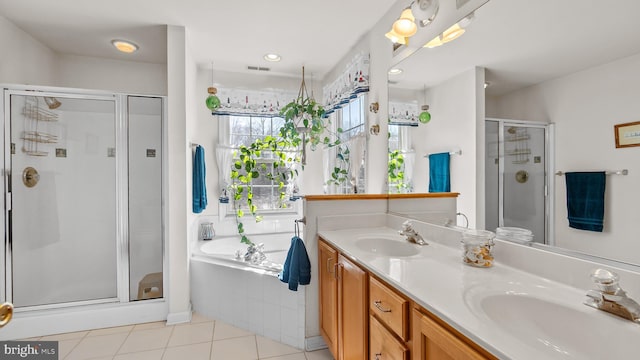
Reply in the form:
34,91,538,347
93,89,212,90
0,341,58,359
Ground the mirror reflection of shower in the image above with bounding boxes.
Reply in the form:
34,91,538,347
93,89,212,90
485,118,553,245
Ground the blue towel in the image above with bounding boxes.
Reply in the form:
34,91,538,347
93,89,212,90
278,236,311,291
192,145,207,213
565,172,606,232
428,152,450,192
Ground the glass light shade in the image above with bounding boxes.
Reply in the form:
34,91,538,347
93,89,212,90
385,29,408,45
442,24,465,43
411,0,439,22
393,9,417,37
111,39,138,53
424,35,444,48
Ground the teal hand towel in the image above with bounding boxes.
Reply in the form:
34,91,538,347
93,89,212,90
192,145,207,213
278,236,311,291
428,152,450,192
565,172,605,232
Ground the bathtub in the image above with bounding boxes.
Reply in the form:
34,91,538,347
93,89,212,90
192,233,293,275
190,232,306,349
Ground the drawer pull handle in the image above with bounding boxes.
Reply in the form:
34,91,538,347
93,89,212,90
373,300,392,313
375,353,382,360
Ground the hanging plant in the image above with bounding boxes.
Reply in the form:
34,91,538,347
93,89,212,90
229,66,342,245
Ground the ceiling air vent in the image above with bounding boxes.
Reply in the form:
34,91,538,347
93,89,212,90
247,66,271,72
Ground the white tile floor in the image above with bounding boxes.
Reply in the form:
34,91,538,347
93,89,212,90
24,313,334,360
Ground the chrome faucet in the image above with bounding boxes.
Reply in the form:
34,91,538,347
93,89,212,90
399,220,427,245
584,268,640,323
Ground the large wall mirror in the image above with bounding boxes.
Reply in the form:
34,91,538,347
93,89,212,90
387,0,640,268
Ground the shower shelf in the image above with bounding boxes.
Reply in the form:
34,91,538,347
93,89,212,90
22,149,48,156
22,104,59,122
505,149,531,156
505,134,530,142
21,131,58,144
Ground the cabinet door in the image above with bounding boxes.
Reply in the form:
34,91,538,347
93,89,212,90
411,309,488,360
338,254,368,360
319,240,339,359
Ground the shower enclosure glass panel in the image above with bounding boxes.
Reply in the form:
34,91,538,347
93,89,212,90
9,94,118,308
128,96,163,301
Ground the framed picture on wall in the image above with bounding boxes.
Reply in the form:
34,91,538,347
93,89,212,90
614,121,640,148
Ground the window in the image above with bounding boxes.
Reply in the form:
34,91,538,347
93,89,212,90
326,94,366,194
224,115,297,212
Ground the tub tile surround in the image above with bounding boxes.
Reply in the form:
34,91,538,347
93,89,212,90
22,313,333,360
317,213,640,359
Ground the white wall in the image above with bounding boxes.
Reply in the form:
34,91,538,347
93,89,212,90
489,52,640,266
166,25,191,322
0,15,56,85
54,54,167,95
411,68,484,228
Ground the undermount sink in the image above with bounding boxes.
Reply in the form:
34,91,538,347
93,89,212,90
466,285,640,359
354,236,420,257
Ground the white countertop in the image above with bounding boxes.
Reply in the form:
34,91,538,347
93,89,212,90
318,226,640,360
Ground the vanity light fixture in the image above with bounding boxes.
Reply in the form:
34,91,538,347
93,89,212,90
111,39,139,54
263,53,281,62
388,68,403,75
423,12,475,48
385,29,409,45
411,0,439,27
393,8,418,37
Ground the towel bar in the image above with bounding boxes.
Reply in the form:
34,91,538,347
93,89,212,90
555,169,628,176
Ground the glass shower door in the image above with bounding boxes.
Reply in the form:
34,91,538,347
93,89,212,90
8,93,118,308
501,124,547,244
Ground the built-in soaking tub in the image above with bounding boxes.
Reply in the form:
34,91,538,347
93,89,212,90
190,232,306,349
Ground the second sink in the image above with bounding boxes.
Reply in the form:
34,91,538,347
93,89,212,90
355,236,420,257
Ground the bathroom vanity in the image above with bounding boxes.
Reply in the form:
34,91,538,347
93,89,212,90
319,236,495,360
315,216,640,360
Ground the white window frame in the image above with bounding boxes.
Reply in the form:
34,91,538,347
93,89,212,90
218,115,302,219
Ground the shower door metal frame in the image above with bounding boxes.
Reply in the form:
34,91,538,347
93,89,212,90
1,87,132,311
487,117,555,245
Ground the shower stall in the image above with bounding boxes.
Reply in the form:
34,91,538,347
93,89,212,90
0,86,166,334
485,118,554,245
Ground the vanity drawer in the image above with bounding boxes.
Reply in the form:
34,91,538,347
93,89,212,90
369,276,409,341
370,315,408,360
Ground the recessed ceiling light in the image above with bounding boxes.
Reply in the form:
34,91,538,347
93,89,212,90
111,39,139,54
264,53,281,62
388,68,403,75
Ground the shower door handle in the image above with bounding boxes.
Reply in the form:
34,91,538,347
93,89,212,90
0,302,13,328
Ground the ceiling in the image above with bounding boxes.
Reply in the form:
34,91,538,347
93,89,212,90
389,0,640,96
0,0,397,78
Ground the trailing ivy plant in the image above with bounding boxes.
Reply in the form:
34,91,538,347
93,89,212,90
326,144,350,189
229,96,343,245
388,150,407,193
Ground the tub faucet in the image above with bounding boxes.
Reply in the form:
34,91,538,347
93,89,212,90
584,268,640,323
235,243,267,265
399,221,427,245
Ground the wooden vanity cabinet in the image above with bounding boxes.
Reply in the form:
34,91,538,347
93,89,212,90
319,238,496,360
319,239,368,360
412,308,496,360
319,240,339,358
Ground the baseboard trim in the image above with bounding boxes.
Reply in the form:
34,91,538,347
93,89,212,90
305,336,327,352
166,306,192,325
